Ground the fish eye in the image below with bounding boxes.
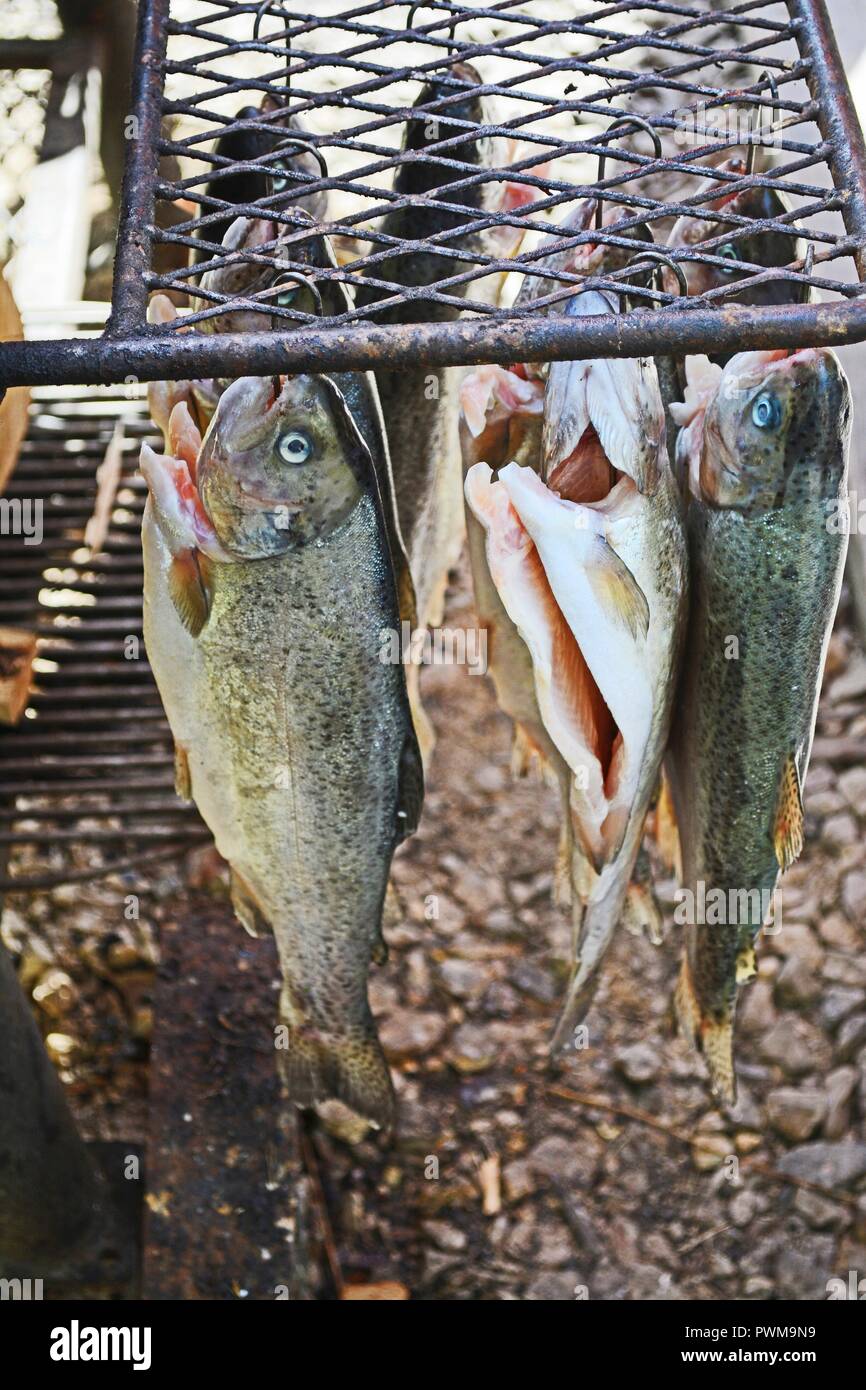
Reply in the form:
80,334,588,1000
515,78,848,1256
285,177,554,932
276,430,314,465
751,391,782,431
718,243,739,274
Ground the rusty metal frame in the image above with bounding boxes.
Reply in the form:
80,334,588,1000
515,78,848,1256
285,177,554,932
0,0,865,388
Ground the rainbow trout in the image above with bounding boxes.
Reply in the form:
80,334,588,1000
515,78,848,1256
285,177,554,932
355,60,542,758
465,290,688,1048
141,374,423,1129
667,348,851,1101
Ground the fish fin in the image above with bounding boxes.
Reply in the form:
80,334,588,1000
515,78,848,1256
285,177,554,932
548,960,599,1055
279,1012,395,1133
168,549,211,637
554,821,573,908
673,957,737,1105
174,742,191,800
406,663,435,770
622,878,664,947
586,535,650,642
230,868,272,939
774,753,804,870
396,730,424,842
654,767,682,880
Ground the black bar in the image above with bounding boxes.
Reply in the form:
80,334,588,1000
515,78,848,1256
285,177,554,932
106,0,171,333
789,0,866,278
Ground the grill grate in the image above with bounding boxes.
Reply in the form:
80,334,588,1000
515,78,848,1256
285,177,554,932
1,0,866,386
0,387,207,891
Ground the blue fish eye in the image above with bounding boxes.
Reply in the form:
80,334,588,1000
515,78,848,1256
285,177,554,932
751,392,782,431
277,430,313,465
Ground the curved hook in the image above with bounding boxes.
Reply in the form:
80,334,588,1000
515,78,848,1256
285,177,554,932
595,116,662,231
746,69,780,177
268,135,328,200
799,241,815,305
407,3,459,48
254,1,293,100
261,269,324,327
625,249,689,306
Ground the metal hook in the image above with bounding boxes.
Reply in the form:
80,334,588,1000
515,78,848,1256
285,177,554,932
254,1,293,99
746,69,779,177
595,116,662,231
624,249,688,310
406,4,460,48
268,136,328,201
261,269,324,328
799,242,815,305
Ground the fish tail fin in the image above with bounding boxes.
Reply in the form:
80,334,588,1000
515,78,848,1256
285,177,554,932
278,1005,395,1134
549,963,599,1055
674,956,737,1105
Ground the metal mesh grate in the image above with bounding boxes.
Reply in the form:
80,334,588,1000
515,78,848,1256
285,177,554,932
153,0,864,325
1,0,866,384
0,387,207,891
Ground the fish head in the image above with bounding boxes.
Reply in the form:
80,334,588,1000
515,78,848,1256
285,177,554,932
197,373,372,558
542,290,665,499
698,347,851,511
666,162,801,312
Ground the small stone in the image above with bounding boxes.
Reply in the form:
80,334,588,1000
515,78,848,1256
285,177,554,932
380,1009,446,1059
423,1220,467,1253
31,969,77,1018
775,1236,834,1299
508,959,557,1004
838,765,866,815
737,979,777,1034
808,790,846,817
502,1159,535,1203
690,1133,731,1172
438,958,489,1000
405,949,431,1005
729,1190,758,1227
524,1270,582,1301
824,1065,858,1140
822,813,858,850
529,1134,601,1188
481,981,519,1017
766,1086,827,1143
835,1012,866,1062
760,1016,832,1075
615,1040,661,1085
777,1141,866,1189
17,936,54,990
830,656,866,702
793,1188,847,1230
819,914,861,951
446,1023,496,1074
820,987,865,1031
842,870,866,919
106,937,144,971
774,956,821,1009
473,764,507,794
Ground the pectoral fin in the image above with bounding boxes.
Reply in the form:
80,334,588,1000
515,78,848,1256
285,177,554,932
174,742,191,800
168,549,211,637
773,752,804,871
586,535,650,642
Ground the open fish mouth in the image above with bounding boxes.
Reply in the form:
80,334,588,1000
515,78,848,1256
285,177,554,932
465,458,651,870
542,291,663,496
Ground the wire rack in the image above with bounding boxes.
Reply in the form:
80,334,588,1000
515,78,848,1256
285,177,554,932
0,386,207,891
1,0,866,385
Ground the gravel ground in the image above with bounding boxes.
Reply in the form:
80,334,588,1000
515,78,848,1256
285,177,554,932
4,555,866,1301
